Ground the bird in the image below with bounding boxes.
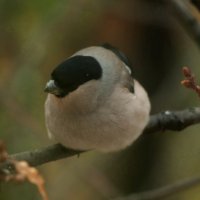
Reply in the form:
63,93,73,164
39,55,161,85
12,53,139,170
44,44,151,152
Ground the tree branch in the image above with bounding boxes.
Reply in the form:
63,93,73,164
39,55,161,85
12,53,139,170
144,107,200,134
168,0,200,49
0,107,200,173
115,176,200,200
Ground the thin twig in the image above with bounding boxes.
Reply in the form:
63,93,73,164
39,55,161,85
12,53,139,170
0,107,200,172
115,176,200,200
181,66,200,97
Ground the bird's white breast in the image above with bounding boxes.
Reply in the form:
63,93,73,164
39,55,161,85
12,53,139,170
45,80,150,152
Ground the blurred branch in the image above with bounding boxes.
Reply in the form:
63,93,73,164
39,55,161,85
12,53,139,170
115,175,200,200
168,0,200,49
0,107,200,173
191,0,200,11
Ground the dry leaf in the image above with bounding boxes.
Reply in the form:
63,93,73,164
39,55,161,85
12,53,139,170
15,161,49,200
0,140,49,200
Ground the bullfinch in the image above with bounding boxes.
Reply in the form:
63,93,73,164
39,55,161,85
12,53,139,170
44,44,151,152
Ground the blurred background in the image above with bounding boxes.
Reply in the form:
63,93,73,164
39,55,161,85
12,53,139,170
1,0,200,199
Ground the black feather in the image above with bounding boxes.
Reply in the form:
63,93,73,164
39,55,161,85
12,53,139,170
51,55,102,97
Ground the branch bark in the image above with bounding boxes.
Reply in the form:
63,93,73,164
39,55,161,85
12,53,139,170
144,107,200,134
0,107,200,173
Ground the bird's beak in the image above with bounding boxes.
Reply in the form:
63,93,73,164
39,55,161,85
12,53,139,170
44,80,63,96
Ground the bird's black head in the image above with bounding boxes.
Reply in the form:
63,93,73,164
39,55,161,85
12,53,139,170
46,55,102,97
